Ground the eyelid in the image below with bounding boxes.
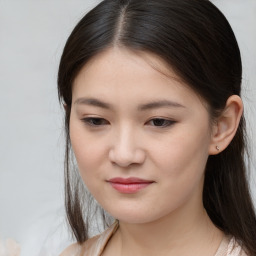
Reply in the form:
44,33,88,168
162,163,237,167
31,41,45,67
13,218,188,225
146,117,176,128
81,117,110,127
80,116,176,128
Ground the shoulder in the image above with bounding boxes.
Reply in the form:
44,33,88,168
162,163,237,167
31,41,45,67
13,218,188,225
227,237,249,256
59,243,81,256
59,235,100,256
59,221,118,256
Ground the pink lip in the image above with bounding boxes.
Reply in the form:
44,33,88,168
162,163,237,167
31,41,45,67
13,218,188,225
107,177,154,194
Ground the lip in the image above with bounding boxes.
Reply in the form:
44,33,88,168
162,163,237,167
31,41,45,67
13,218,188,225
107,177,154,194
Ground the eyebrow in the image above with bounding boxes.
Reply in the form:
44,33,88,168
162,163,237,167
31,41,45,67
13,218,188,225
74,97,112,109
74,97,185,110
138,100,185,111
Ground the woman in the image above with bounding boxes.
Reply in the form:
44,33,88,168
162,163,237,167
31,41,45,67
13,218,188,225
58,0,256,255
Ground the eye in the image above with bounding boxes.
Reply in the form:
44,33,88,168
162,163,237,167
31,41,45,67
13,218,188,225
81,117,109,126
147,118,175,128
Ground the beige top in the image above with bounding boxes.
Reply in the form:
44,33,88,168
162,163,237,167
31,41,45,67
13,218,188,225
60,221,248,256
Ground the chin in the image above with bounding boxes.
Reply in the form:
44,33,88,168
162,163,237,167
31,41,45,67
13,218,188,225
108,208,166,225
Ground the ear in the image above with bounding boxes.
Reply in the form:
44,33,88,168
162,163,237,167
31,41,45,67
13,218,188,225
208,95,243,155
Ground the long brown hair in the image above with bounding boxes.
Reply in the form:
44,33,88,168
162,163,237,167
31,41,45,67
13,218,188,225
58,0,256,254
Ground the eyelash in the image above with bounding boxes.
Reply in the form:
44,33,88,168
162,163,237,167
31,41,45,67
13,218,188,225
146,118,176,128
81,117,109,126
81,117,176,128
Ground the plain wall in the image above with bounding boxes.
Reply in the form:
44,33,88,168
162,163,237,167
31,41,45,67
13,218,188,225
0,1,255,255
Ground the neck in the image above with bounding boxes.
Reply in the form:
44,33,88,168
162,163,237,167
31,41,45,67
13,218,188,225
107,201,223,256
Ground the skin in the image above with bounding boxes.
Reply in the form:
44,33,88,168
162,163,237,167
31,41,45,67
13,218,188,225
69,47,243,256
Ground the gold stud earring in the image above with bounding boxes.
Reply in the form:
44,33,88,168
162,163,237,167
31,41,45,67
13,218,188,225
216,146,220,151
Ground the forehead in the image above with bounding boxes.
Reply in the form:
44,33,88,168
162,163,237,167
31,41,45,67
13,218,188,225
72,47,206,110
74,47,181,85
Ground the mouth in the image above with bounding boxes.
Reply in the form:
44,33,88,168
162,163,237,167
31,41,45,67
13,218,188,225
107,177,155,194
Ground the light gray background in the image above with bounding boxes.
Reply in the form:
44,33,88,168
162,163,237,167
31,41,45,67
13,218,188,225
0,1,255,255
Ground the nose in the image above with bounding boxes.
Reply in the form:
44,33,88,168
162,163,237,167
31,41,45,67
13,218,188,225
108,127,146,167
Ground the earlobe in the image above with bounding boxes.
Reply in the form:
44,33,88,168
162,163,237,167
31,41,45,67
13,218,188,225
209,95,243,155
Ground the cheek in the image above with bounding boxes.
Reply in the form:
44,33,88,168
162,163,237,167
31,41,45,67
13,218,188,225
145,128,210,215
153,124,210,183
69,120,105,181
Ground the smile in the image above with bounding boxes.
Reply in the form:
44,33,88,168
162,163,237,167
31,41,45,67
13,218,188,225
107,177,155,194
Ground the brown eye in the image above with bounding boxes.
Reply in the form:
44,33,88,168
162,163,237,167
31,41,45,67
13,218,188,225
148,118,175,127
82,117,109,126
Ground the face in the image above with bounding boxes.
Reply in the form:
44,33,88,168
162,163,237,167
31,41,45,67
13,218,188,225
70,48,213,224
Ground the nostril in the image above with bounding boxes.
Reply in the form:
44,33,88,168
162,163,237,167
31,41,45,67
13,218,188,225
109,149,133,167
108,148,146,167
